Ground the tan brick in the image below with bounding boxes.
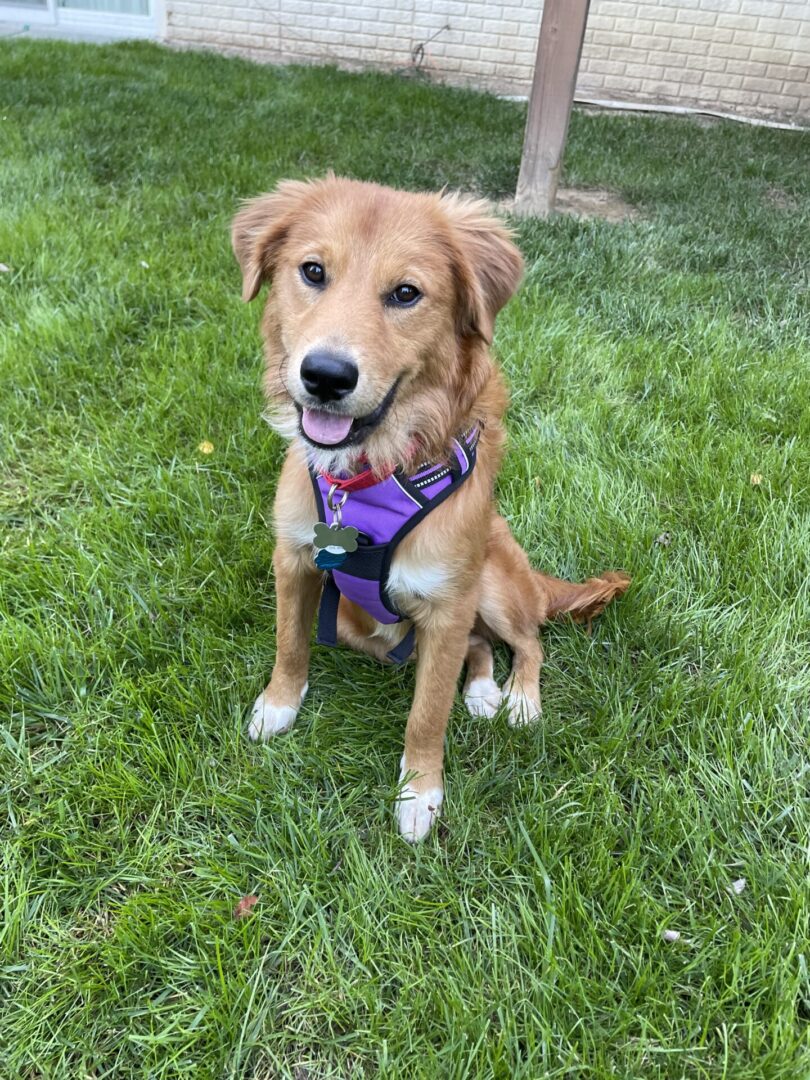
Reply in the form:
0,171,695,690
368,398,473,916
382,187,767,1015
602,73,643,90
630,17,657,35
732,29,775,49
667,64,706,83
442,43,481,60
757,92,800,109
585,58,629,76
605,46,645,63
651,6,677,23
625,34,665,52
676,9,718,27
587,14,616,32
657,19,696,40
749,46,794,64
746,76,787,93
591,28,640,48
701,71,745,89
726,58,771,76
693,25,734,43
781,61,810,84
713,88,761,107
749,1,790,16
593,1,638,18
717,13,759,33
678,38,713,55
497,35,529,52
770,19,802,37
781,81,810,99
687,53,727,71
640,79,685,97
713,42,755,59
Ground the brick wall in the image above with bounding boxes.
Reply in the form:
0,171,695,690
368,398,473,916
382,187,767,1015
165,1,810,123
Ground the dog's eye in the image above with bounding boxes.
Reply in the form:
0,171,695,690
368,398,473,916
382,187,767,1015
389,283,421,307
300,262,325,286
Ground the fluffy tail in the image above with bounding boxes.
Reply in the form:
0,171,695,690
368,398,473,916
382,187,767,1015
536,570,631,632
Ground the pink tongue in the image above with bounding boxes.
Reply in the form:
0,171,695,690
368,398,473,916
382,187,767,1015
301,408,353,445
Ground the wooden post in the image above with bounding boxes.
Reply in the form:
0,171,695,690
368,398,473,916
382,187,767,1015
514,0,591,218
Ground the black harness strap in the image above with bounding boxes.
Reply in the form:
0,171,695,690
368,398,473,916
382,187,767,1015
315,573,340,647
316,571,416,664
386,625,416,665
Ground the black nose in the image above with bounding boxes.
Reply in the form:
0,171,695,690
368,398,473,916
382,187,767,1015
300,351,359,404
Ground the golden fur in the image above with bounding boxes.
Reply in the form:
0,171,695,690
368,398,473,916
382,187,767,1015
232,175,629,842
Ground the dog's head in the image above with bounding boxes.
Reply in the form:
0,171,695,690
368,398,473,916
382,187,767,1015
232,176,523,472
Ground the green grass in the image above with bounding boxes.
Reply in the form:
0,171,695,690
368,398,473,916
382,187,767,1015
1,38,809,1079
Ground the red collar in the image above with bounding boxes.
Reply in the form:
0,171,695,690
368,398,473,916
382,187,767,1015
318,430,480,492
319,462,393,493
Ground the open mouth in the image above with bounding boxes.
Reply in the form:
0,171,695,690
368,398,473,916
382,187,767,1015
297,379,400,450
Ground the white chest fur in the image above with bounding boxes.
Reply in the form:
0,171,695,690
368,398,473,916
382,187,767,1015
386,556,453,605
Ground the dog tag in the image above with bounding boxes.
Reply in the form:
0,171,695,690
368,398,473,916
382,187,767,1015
313,521,359,570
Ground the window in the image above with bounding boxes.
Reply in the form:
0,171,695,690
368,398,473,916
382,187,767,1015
0,0,162,37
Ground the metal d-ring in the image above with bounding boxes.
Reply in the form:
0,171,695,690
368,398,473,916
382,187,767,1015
327,483,348,526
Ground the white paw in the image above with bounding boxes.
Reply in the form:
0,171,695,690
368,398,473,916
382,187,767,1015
396,761,443,843
464,676,503,718
505,689,542,728
247,682,308,741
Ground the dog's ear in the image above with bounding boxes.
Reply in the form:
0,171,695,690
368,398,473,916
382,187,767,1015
231,180,312,302
441,194,524,345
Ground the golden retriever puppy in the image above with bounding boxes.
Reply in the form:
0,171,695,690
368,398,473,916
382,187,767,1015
232,176,629,842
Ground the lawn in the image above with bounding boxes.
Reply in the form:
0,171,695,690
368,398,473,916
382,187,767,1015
1,38,809,1079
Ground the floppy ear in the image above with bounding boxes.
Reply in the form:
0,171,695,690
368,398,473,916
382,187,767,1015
231,179,312,302
441,194,524,344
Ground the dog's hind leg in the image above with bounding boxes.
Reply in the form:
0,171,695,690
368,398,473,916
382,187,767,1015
462,633,503,718
478,590,544,727
474,518,545,725
336,597,406,663
479,516,548,725
476,516,630,726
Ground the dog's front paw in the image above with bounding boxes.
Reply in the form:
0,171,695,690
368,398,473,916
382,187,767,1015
463,676,503,718
396,758,443,843
504,683,542,727
248,682,308,741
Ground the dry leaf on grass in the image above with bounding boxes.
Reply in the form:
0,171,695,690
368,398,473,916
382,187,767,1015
233,894,258,919
750,473,763,486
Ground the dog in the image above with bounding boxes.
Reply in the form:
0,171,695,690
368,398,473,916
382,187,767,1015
232,176,630,842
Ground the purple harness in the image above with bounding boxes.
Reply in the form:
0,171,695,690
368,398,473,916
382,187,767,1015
309,427,479,663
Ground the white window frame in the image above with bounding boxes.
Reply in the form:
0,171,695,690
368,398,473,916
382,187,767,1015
0,0,165,39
